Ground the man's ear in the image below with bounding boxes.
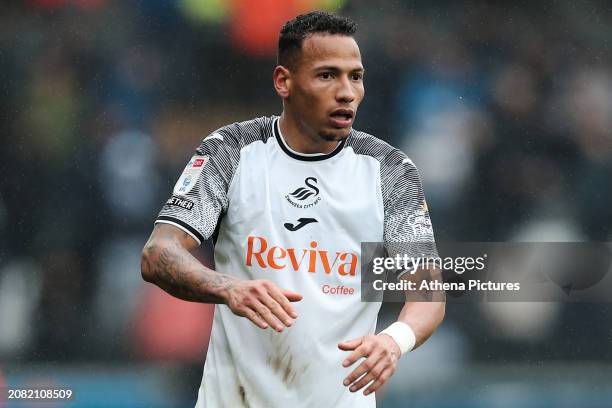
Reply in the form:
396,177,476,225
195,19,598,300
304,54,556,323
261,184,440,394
273,65,291,99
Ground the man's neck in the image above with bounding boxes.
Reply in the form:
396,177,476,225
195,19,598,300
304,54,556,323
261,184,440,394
279,112,340,155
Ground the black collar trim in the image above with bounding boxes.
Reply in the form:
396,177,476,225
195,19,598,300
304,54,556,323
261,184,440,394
274,118,346,162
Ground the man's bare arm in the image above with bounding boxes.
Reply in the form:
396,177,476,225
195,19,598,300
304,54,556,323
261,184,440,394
397,266,446,349
141,223,234,303
140,223,303,331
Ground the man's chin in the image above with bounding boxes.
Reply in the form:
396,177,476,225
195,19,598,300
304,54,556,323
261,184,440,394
319,129,351,142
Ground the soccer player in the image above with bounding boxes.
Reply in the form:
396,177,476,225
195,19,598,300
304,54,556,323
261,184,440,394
141,11,445,408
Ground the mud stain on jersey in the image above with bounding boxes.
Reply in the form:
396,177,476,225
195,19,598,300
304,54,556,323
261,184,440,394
238,384,249,407
266,331,310,387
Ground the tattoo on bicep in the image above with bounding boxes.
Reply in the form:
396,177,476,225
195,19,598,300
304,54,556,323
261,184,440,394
156,223,189,240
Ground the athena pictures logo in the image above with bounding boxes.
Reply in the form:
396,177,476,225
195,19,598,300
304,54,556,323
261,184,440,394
285,177,321,208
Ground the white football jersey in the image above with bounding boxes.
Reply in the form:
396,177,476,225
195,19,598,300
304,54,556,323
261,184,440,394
155,116,436,408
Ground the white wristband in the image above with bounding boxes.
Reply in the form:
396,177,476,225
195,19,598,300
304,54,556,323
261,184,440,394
380,322,416,355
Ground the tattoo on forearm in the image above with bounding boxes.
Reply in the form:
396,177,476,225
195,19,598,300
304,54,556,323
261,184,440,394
144,240,236,303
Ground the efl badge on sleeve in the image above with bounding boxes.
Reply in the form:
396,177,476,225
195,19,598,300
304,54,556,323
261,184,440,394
173,155,209,196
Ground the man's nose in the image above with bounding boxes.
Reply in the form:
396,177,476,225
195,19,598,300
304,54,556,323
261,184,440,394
336,77,356,103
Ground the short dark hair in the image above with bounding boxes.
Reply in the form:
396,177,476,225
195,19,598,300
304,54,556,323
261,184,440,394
278,11,357,68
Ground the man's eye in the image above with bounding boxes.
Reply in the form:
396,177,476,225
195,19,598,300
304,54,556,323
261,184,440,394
352,73,363,81
320,72,333,79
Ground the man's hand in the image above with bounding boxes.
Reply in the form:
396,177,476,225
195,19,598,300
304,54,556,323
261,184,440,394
338,334,401,395
223,279,303,332
142,225,303,332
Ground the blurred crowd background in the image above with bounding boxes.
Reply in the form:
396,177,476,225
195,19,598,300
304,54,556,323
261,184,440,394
1,0,611,407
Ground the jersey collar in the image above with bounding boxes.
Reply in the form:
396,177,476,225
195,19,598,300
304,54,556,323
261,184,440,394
274,118,347,162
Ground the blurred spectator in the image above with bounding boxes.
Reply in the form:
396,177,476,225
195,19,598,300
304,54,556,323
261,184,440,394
0,260,42,358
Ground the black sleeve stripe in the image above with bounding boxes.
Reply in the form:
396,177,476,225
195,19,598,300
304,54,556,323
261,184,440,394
156,216,205,244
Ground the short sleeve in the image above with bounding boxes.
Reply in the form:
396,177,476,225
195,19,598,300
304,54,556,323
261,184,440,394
382,152,437,276
156,129,239,245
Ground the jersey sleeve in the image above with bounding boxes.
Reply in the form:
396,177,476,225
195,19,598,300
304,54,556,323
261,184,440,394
382,151,437,277
155,128,239,245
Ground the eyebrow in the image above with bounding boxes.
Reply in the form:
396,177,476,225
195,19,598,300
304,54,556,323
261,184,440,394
314,65,365,73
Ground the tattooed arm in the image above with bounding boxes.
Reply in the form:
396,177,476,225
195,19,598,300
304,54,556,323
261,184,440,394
141,223,303,331
140,223,232,303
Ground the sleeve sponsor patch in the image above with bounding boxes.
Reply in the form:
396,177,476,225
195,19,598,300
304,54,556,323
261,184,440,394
173,155,209,196
166,196,195,210
408,199,433,236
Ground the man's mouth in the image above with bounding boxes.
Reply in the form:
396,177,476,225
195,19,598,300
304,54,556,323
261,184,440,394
329,109,354,127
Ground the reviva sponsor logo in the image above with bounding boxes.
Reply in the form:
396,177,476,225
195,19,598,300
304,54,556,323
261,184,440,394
246,236,358,276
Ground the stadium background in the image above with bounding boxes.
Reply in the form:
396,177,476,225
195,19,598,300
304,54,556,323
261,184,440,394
1,0,611,407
